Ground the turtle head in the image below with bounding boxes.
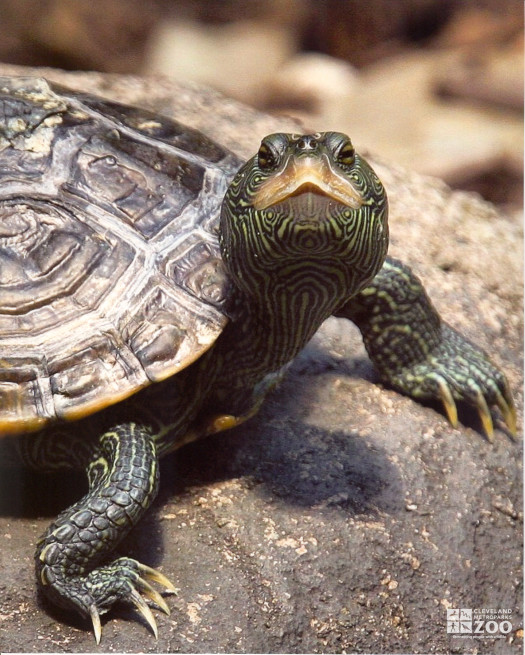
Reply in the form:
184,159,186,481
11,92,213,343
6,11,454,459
220,132,389,304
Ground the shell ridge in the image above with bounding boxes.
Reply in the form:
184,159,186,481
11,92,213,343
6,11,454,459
0,76,232,434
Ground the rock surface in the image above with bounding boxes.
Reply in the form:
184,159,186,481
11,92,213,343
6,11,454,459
0,65,522,653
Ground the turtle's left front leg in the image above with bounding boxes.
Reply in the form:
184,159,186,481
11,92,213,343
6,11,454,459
336,256,516,440
34,422,176,643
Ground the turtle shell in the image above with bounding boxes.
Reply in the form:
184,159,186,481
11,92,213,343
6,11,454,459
0,76,242,436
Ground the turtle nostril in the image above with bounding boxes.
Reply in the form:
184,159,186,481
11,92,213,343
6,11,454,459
297,135,318,152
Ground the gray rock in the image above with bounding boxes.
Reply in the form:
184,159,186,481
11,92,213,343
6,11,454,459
0,65,521,654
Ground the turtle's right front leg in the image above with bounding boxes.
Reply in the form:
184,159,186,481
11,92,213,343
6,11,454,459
34,422,176,643
336,257,516,439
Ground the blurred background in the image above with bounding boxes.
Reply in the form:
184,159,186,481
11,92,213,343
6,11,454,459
0,0,522,215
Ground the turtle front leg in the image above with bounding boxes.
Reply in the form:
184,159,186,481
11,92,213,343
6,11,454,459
336,256,516,440
34,422,176,643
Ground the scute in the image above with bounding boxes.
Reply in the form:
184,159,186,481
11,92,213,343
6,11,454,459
0,77,242,436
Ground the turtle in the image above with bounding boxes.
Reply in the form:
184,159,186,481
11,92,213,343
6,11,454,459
0,76,516,643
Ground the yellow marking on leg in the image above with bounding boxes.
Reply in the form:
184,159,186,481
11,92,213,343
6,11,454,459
205,414,241,435
38,543,53,563
40,567,50,586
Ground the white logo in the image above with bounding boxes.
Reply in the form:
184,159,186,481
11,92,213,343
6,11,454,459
447,608,513,639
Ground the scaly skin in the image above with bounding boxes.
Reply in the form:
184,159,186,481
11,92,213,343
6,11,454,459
12,132,514,642
34,424,174,642
337,257,516,439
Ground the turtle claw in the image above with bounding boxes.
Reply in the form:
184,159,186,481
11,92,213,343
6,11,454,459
439,378,498,441
130,588,158,640
138,562,178,595
90,605,102,645
137,576,171,615
475,390,494,442
387,324,517,441
496,382,518,438
76,559,177,643
436,376,458,429
85,561,176,643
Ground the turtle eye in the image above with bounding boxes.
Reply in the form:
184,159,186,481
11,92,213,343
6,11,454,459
257,140,278,170
336,139,356,167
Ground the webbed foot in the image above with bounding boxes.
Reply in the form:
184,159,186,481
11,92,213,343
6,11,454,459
388,324,517,441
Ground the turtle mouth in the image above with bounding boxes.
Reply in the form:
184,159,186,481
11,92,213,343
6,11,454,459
253,154,364,212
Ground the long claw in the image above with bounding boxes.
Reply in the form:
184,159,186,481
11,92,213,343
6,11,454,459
494,389,516,438
90,605,102,645
138,563,178,595
498,390,517,438
436,377,458,428
476,391,494,442
130,588,158,640
507,403,518,439
137,577,171,615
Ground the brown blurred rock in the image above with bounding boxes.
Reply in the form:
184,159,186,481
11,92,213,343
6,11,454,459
437,34,524,112
143,0,308,106
305,0,523,67
305,0,453,66
434,5,524,113
0,0,158,72
435,6,523,49
144,18,297,105
153,0,308,26
264,52,359,119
